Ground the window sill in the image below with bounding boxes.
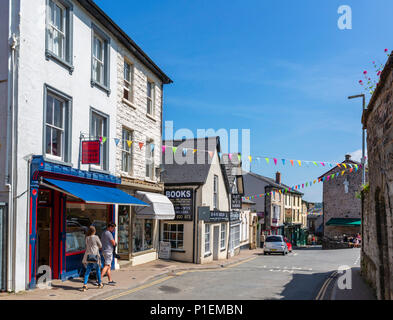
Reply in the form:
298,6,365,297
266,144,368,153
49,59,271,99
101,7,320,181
45,50,74,74
171,249,186,253
220,248,226,252
204,252,212,258
131,248,156,257
144,177,157,184
146,113,156,122
91,79,111,96
43,156,73,168
89,166,110,175
122,98,136,109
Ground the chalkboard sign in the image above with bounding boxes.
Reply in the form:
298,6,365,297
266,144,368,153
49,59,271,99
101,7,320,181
165,189,194,221
159,241,171,260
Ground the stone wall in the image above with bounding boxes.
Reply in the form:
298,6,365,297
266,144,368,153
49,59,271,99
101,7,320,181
362,61,393,300
322,163,362,239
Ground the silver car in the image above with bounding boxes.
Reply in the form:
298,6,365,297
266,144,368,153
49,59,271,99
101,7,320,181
264,235,288,255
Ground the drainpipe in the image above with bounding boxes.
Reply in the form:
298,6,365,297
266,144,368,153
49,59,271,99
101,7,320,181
5,33,18,292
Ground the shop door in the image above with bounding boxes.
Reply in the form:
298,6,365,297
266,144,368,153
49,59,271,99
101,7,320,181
36,207,51,280
213,226,220,260
0,204,6,291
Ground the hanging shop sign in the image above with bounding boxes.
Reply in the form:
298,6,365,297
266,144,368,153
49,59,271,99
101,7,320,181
230,211,240,222
81,140,101,165
231,194,242,209
199,209,229,223
165,189,194,221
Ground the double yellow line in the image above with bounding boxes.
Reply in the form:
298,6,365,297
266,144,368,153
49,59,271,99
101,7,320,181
315,271,338,300
103,257,257,301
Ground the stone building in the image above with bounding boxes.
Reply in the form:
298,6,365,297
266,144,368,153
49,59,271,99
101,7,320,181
361,52,393,300
319,155,362,240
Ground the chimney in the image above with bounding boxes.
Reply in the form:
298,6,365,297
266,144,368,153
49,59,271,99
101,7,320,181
345,154,351,161
276,172,281,184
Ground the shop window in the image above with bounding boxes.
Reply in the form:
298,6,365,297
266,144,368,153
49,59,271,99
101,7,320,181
44,85,72,163
65,203,108,254
220,223,226,250
121,128,133,174
132,215,153,253
205,224,211,254
118,206,130,254
90,109,109,171
163,223,184,250
45,0,73,71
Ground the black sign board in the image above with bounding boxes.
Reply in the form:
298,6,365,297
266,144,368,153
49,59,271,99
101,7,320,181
230,211,240,222
231,194,242,209
198,207,229,222
165,189,194,221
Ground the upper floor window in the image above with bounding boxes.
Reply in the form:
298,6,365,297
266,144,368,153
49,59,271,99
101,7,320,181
44,85,72,163
121,128,133,174
213,175,219,209
145,139,155,179
146,80,155,116
46,0,73,71
90,110,109,171
91,25,110,94
123,61,134,104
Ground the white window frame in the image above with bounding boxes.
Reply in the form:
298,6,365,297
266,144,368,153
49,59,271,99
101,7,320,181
220,223,226,250
213,175,219,209
45,93,65,161
47,0,66,60
123,60,134,104
146,80,155,116
204,224,211,254
145,139,155,179
230,225,240,249
90,110,109,171
121,128,133,174
163,223,184,250
93,33,105,86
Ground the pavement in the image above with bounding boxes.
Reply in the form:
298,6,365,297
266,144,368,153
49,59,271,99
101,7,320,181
0,248,264,300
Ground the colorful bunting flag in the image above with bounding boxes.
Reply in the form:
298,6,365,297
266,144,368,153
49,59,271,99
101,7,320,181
290,160,294,166
274,158,278,165
282,159,286,166
139,142,144,150
297,160,302,166
127,140,133,148
114,138,120,146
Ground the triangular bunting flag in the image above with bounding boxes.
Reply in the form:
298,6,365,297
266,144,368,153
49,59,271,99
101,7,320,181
139,142,144,150
290,160,294,166
127,140,133,148
313,161,318,166
162,145,166,153
297,160,302,166
282,159,286,166
265,158,269,164
274,158,278,165
238,154,241,162
249,156,253,163
114,138,120,146
209,151,214,158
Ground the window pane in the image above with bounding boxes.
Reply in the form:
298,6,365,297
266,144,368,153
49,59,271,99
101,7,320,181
45,126,52,155
147,82,152,97
46,95,54,125
51,128,62,157
163,224,168,232
178,224,184,232
124,62,130,82
53,98,63,128
170,224,177,232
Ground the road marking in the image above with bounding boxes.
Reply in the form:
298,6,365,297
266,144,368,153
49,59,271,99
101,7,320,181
103,256,256,300
103,275,175,300
315,271,338,300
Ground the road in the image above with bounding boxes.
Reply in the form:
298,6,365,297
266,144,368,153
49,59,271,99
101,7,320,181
101,247,361,300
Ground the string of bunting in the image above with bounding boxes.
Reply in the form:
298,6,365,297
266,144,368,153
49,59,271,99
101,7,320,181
96,136,366,165
242,164,364,201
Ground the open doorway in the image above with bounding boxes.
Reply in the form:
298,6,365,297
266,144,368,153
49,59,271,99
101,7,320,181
36,207,51,279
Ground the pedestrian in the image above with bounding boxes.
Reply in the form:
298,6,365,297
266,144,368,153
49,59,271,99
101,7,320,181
101,222,117,285
312,236,316,245
260,233,266,248
343,234,348,242
82,226,103,292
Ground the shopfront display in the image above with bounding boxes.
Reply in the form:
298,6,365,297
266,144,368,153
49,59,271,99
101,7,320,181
118,206,130,256
132,212,153,253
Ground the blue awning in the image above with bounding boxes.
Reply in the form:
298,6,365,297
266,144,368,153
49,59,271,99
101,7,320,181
42,178,149,206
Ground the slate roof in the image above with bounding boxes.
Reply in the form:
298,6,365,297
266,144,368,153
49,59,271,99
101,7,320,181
161,137,230,194
244,171,304,195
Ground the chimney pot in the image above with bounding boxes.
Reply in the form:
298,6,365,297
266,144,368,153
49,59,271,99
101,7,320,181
276,172,281,184
345,154,351,161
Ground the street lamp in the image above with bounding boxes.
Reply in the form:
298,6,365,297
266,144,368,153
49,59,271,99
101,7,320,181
348,94,366,185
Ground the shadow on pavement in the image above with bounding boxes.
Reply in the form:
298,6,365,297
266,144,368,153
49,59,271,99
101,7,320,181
279,271,332,300
293,246,322,251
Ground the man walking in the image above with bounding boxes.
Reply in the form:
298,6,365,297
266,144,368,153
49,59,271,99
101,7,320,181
101,222,117,285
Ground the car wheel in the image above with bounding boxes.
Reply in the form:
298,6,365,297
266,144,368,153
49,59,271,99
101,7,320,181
264,252,267,255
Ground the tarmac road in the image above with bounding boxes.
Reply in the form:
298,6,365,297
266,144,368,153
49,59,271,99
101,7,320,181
102,247,361,300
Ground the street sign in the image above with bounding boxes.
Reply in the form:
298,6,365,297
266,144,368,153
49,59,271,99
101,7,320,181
81,140,100,164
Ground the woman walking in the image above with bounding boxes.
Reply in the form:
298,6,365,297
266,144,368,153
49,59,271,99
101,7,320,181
82,226,104,291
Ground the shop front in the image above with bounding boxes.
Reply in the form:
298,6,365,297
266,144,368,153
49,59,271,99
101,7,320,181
117,189,175,266
228,211,241,257
29,156,147,288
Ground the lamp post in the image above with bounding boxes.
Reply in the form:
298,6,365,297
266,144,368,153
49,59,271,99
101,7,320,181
348,94,366,185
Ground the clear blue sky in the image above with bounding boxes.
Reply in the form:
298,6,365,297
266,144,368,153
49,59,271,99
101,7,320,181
96,0,392,202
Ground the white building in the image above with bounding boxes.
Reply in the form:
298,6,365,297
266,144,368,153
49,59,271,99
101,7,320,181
0,0,171,292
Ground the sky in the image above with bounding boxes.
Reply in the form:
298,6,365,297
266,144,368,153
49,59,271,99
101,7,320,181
95,0,392,202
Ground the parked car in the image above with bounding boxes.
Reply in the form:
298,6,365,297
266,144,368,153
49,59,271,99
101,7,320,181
264,235,288,255
284,237,292,252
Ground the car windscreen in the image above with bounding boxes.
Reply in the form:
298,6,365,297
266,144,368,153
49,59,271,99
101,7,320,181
265,236,283,242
